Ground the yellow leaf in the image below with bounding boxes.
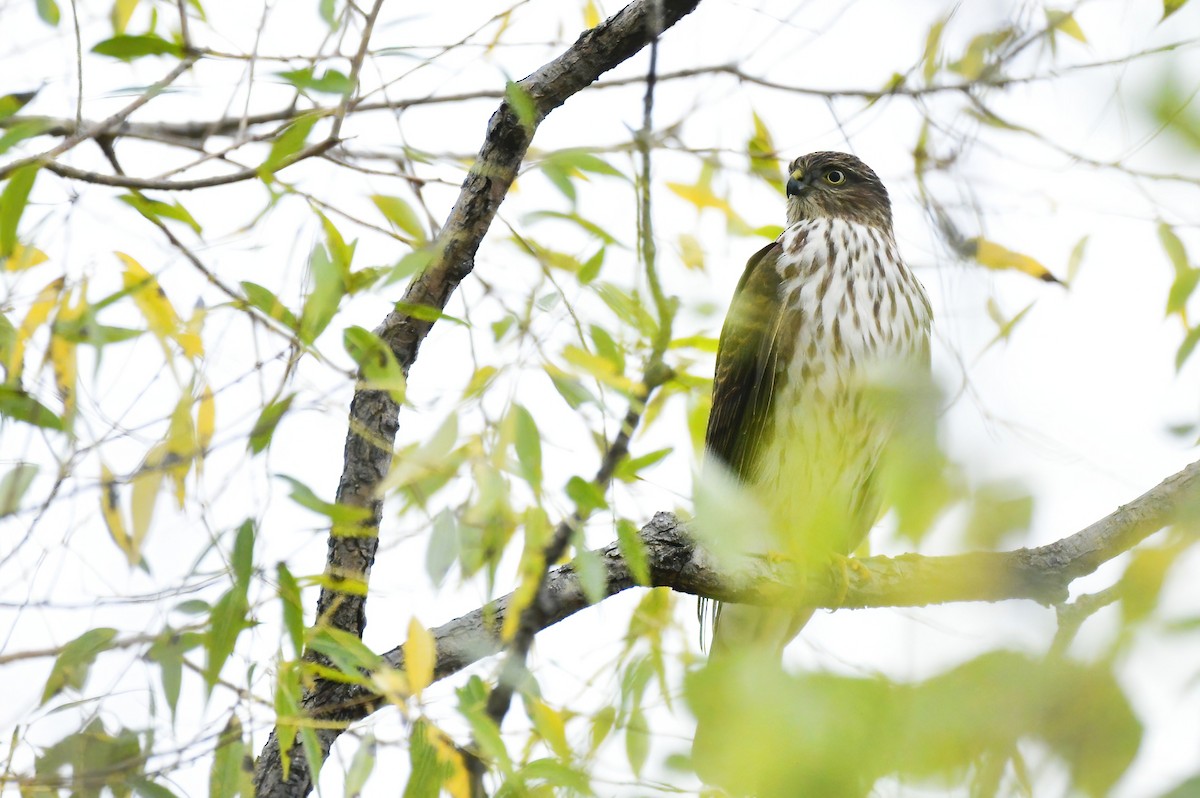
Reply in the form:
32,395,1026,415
165,390,196,507
583,0,601,28
405,617,435,699
5,277,62,385
423,723,470,798
1046,9,1086,43
197,383,215,459
966,237,1062,284
100,464,136,564
48,284,84,423
370,667,411,706
117,252,182,357
528,699,570,759
3,244,48,271
177,300,205,360
111,0,138,33
131,444,166,553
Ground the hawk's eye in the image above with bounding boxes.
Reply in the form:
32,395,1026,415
824,169,846,186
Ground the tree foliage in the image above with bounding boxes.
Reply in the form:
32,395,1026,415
2,0,1200,796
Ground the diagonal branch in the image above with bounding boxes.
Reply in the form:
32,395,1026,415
252,2,702,796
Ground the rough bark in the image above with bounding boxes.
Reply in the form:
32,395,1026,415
253,2,703,795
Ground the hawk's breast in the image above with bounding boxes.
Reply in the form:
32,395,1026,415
751,217,931,556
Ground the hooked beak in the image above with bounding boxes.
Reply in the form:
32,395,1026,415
786,173,806,198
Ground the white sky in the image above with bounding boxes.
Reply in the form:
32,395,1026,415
3,0,1200,796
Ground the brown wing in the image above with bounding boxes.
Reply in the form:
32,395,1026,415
704,239,795,481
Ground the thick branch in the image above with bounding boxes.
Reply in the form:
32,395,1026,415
250,458,1199,794
252,2,702,795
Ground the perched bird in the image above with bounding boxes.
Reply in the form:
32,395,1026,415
699,150,933,661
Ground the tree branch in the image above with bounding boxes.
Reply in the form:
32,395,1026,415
252,1,702,795
251,457,1200,795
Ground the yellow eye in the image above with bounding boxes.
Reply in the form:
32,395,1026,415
824,169,846,185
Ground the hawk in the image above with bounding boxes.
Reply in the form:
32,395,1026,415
700,151,933,656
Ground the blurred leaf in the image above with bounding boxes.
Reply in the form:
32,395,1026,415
965,237,1062,284
111,0,138,33
259,112,320,181
678,234,705,271
964,481,1033,548
0,90,37,120
747,111,781,187
1045,10,1086,44
0,163,39,258
36,0,61,25
614,447,670,484
511,403,543,495
1149,71,1200,149
505,81,538,132
0,119,53,156
1177,326,1200,371
922,16,947,82
1163,0,1190,19
209,715,249,798
308,627,378,684
405,617,435,699
426,508,459,587
276,563,304,657
1066,235,1088,284
240,281,298,329
344,735,376,798
0,385,64,430
318,0,337,26
1120,542,1187,623
248,393,295,454
298,245,343,344
616,519,650,584
625,706,649,776
0,462,36,517
99,463,136,563
689,650,1140,798
277,67,354,95
119,194,202,234
371,194,427,244
524,210,620,246
92,34,182,60
578,248,604,283
41,628,118,704
205,586,249,690
343,325,406,403
545,366,597,409
582,0,600,28
574,546,606,604
392,300,465,326
565,476,607,516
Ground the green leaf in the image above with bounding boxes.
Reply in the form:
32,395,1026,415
371,195,427,244
146,631,201,718
392,300,465,326
0,90,38,120
92,34,182,61
277,68,355,95
319,0,337,26
276,563,304,657
298,244,344,344
118,194,202,234
511,404,543,495
240,281,298,329
578,248,604,284
247,393,295,454
205,587,249,690
231,519,255,590
0,385,64,430
505,81,538,132
0,462,37,517
1163,0,1190,19
344,736,376,798
41,628,118,704
343,325,406,403
36,0,61,25
258,112,320,181
0,119,52,156
565,476,607,515
425,508,459,587
524,210,621,246
1178,326,1200,371
209,715,249,798
306,626,379,682
0,163,39,258
616,519,650,585
625,706,650,777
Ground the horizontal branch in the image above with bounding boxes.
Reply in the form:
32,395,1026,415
284,457,1200,745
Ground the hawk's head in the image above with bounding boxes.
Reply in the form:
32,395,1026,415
784,151,892,230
